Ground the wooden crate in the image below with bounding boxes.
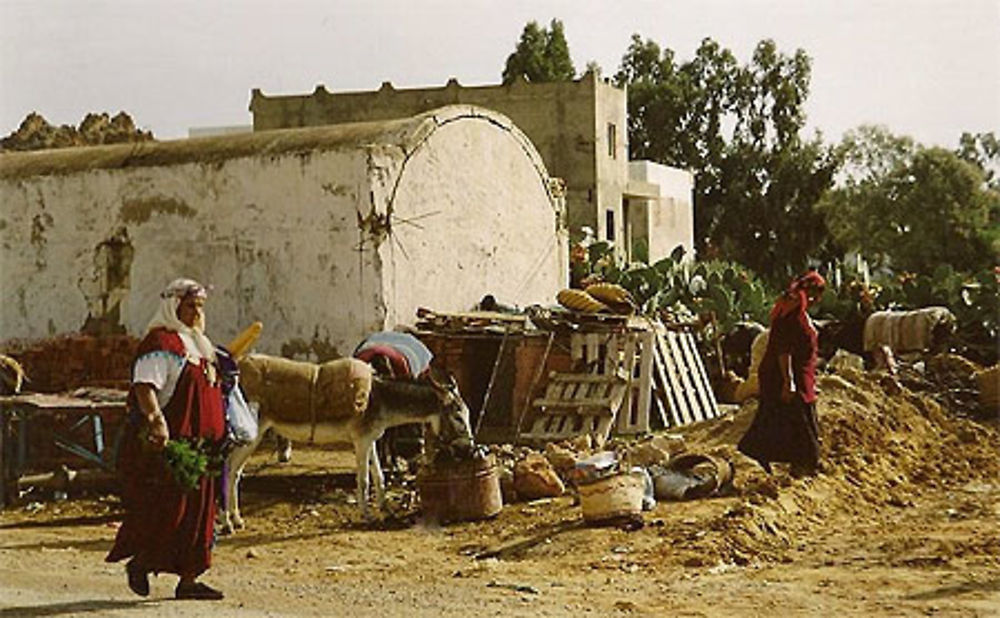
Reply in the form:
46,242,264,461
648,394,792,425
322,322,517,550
419,329,572,444
520,373,627,444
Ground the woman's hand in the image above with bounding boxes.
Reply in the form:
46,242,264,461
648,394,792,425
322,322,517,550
780,382,796,403
778,353,796,403
146,414,169,450
135,383,169,450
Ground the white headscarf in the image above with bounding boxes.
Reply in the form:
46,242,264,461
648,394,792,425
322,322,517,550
146,278,217,363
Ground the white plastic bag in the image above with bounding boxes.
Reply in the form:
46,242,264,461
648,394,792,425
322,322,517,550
226,380,258,444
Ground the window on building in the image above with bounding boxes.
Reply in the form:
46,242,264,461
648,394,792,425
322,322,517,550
606,209,615,242
622,197,632,262
607,123,617,158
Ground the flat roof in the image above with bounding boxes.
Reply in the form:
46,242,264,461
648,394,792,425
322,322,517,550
0,114,425,180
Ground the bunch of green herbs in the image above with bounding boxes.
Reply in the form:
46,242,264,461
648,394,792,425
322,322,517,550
162,438,223,491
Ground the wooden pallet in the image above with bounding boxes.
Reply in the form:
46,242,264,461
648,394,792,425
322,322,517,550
563,320,721,431
566,328,666,435
516,318,719,443
614,330,660,434
651,327,721,426
520,373,627,444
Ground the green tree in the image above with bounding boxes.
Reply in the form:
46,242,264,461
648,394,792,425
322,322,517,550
615,36,838,286
820,126,999,273
502,19,576,84
957,131,999,190
819,125,917,263
584,60,603,78
956,131,1000,257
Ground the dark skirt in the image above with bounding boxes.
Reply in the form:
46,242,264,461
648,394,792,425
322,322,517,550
738,398,820,469
105,429,218,578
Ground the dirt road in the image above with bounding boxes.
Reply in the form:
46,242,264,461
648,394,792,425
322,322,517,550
2,370,998,617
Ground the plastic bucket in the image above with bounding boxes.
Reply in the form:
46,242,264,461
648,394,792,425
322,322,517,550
417,454,503,524
578,471,645,523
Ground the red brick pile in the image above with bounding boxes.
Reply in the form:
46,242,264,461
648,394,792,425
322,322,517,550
1,335,139,393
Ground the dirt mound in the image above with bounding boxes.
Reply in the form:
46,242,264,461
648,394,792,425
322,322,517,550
1,111,154,152
661,366,1000,566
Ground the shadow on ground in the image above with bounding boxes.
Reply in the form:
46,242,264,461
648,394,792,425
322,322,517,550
0,599,154,617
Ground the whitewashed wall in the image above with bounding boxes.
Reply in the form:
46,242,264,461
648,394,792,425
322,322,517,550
0,107,565,358
377,109,566,325
1,148,381,358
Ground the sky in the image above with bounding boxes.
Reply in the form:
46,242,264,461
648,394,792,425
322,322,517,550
1,0,997,147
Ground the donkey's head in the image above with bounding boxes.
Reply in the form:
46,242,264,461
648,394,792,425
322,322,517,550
425,369,473,451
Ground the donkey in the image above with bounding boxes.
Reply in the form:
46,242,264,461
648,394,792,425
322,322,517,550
222,354,472,531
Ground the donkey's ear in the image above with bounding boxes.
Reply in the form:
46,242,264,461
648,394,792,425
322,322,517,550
426,366,447,392
430,366,458,387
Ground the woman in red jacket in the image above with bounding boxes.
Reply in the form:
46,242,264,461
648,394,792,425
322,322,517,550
738,270,826,477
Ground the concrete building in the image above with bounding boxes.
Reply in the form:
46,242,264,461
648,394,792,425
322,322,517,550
627,162,695,263
250,72,694,264
187,124,253,138
0,106,566,358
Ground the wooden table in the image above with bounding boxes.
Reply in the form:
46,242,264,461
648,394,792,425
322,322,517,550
0,392,127,505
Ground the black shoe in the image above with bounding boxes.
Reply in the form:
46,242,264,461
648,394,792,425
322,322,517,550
753,458,773,474
790,463,819,478
126,560,149,597
175,581,224,600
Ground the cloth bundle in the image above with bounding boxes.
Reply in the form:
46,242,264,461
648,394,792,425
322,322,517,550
353,331,433,378
238,355,373,424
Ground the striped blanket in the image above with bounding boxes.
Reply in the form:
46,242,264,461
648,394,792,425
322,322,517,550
353,331,432,378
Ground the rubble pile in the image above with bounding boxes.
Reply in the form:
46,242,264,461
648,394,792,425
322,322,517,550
903,353,988,417
650,361,1000,566
479,348,997,567
0,111,154,152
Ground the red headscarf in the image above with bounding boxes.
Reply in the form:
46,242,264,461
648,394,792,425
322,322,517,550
770,270,826,321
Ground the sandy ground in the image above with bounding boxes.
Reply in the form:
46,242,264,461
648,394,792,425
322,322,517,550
2,369,999,617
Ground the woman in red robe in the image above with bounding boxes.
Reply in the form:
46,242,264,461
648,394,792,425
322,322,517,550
106,278,226,600
738,270,826,477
